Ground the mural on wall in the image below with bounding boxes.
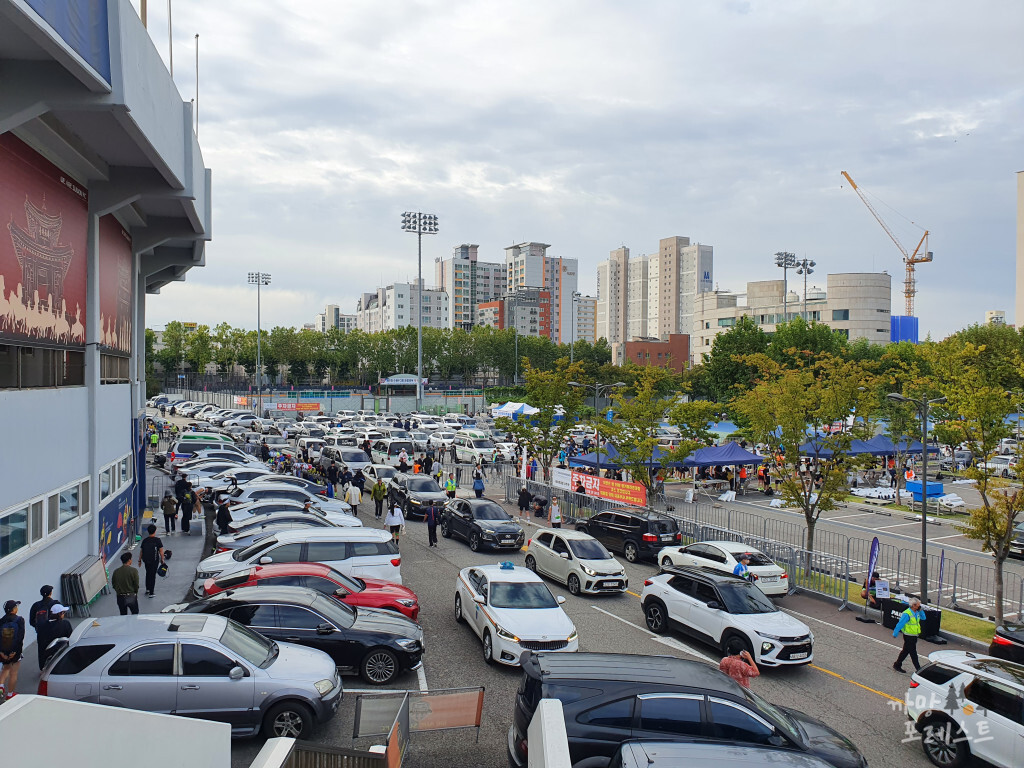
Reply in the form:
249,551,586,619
99,214,133,354
98,485,134,567
0,132,88,347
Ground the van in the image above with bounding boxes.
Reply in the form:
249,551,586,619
453,432,496,464
295,437,326,461
371,439,415,466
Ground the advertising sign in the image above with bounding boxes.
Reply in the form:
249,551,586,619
98,484,133,567
874,579,891,599
385,694,410,768
98,214,132,354
867,536,880,582
0,133,88,347
233,396,249,406
570,470,646,507
551,468,571,491
274,402,321,412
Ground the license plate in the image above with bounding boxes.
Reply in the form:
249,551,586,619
604,581,621,588
790,652,808,659
660,534,674,541
502,537,515,543
761,576,779,583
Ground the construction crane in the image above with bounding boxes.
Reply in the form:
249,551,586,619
841,171,932,317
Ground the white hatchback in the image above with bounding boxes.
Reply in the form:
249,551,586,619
525,529,628,596
657,540,789,596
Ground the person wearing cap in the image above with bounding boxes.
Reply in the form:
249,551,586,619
0,599,25,699
36,603,72,669
733,554,752,581
28,585,59,669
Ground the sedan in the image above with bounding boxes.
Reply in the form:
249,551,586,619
388,474,447,520
364,464,398,484
167,586,423,685
989,622,1024,663
225,484,352,520
200,562,419,620
246,474,329,497
455,563,577,666
441,498,525,552
658,541,789,596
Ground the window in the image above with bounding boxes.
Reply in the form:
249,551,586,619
50,644,115,675
100,468,112,501
261,575,307,589
228,603,278,628
708,699,775,744
306,541,349,562
965,679,1024,724
44,495,58,539
349,540,399,557
700,546,728,564
694,582,718,604
181,644,236,676
667,575,696,596
638,695,703,736
108,644,175,676
277,606,322,630
579,697,635,728
832,309,850,321
0,507,28,558
265,543,304,563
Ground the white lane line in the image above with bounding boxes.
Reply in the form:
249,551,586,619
826,513,877,521
416,663,428,692
929,533,968,542
782,608,896,648
591,606,714,663
872,522,920,531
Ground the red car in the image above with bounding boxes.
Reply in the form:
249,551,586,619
201,562,420,620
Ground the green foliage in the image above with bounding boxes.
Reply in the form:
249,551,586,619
701,316,769,401
767,316,848,368
184,324,214,374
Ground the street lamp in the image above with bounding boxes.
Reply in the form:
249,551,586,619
795,258,816,320
570,291,582,365
401,212,439,411
247,272,271,416
774,251,796,324
569,381,626,476
506,293,519,386
886,392,947,604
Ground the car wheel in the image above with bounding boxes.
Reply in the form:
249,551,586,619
644,600,668,634
576,524,588,534
361,647,400,685
623,541,639,563
722,632,753,659
441,521,452,538
921,717,970,768
455,593,464,622
482,630,494,663
661,555,674,567
567,574,581,596
263,701,313,738
525,555,537,572
469,531,482,552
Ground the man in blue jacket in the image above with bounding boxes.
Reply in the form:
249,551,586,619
892,597,926,673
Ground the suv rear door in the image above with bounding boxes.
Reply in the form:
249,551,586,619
632,693,705,741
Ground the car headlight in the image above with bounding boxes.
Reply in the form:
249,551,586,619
396,638,421,650
567,629,578,642
495,624,519,642
396,599,417,607
480,529,495,538
195,572,218,581
314,678,335,696
580,565,597,577
409,498,422,505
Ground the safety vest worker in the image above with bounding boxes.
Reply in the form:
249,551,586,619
905,469,916,482
892,599,926,673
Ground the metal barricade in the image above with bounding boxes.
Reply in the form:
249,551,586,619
789,548,851,609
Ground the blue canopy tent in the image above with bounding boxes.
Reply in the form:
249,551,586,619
569,443,678,470
682,441,764,468
866,435,940,456
799,436,883,457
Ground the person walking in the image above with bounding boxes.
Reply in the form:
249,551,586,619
149,429,159,453
385,503,405,546
892,598,927,673
139,524,165,598
719,646,760,688
36,603,72,669
260,440,271,462
27,585,58,670
174,472,189,517
353,469,367,494
345,481,362,516
449,443,457,463
445,473,457,500
549,497,562,529
371,478,388,519
215,492,234,534
111,551,140,615
327,461,340,497
472,465,485,498
178,483,194,535
398,449,410,474
424,503,440,548
0,599,25,700
160,490,178,534
517,486,532,523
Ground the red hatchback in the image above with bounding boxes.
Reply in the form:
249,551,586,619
201,562,420,620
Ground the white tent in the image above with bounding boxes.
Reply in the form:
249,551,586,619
492,401,539,417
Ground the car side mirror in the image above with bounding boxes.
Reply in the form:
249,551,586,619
767,733,786,747
259,556,273,564
316,623,335,635
229,666,245,681
706,600,721,610
558,552,569,559
473,594,486,605
556,595,566,605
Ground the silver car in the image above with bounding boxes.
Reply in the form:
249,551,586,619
39,613,342,738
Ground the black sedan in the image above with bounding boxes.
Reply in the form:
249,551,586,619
389,474,448,520
167,585,423,684
989,622,1024,663
441,498,525,552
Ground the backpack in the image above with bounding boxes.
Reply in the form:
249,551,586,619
0,614,20,652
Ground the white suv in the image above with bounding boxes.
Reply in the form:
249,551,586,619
905,651,1024,768
641,566,812,667
524,528,627,595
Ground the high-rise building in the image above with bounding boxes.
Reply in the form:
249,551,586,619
504,242,578,343
355,279,449,333
435,244,506,330
574,295,597,345
626,255,649,341
315,304,356,333
986,310,1007,326
596,247,629,349
647,236,713,339
477,289,551,338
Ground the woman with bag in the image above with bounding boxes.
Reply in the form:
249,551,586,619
472,464,485,498
385,502,405,546
160,490,178,534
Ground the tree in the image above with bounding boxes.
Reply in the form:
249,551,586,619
733,354,875,554
767,317,848,368
665,399,722,467
495,359,586,482
702,316,769,402
212,322,236,375
184,324,214,377
154,320,187,376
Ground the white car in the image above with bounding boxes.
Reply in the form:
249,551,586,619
364,464,399,484
657,541,789,597
430,431,458,449
524,528,628,595
224,483,352,519
453,433,497,464
905,651,1024,768
977,455,1018,478
184,463,272,487
454,563,578,666
641,565,812,667
494,442,518,463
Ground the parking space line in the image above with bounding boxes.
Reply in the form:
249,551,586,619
782,608,896,649
872,522,920,531
590,606,714,663
826,513,877,521
929,533,967,542
416,664,428,692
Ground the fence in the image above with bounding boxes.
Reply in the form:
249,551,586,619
164,387,488,416
281,743,383,768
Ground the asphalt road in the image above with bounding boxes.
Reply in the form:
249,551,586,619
223,490,952,768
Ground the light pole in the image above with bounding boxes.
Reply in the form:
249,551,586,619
886,392,947,604
570,291,581,365
401,212,439,411
569,381,626,476
506,293,519,386
795,258,815,320
774,251,796,324
248,272,271,416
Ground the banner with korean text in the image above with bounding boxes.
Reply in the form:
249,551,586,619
274,402,321,411
564,470,646,507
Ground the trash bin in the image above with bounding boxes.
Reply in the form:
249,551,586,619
922,606,942,639
880,598,904,630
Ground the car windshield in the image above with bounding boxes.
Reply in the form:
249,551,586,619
744,687,804,744
340,450,367,462
489,581,558,609
568,539,613,560
718,583,779,614
473,440,494,448
374,467,397,479
408,478,442,493
233,536,278,561
473,503,511,521
265,437,286,446
327,568,364,592
220,619,278,668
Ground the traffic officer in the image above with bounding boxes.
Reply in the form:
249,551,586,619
445,473,457,499
892,597,926,673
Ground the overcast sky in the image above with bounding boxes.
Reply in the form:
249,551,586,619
136,0,1024,338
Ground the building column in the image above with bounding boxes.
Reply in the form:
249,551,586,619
132,259,147,528
85,209,101,556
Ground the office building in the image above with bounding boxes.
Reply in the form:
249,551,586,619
435,244,506,330
0,1,211,614
315,304,356,333
504,242,578,343
691,273,892,353
986,310,1006,326
355,280,449,333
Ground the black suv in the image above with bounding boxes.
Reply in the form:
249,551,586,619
575,508,680,562
508,652,866,768
388,473,447,520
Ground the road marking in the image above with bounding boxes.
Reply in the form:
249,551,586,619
590,606,714,662
826,513,877,521
591,605,650,633
872,522,920,531
929,533,967,542
626,589,642,598
416,664,428,692
809,664,902,703
782,608,897,649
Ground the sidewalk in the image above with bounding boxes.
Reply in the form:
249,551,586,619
11,496,209,697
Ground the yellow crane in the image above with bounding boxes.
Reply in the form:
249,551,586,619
841,171,932,317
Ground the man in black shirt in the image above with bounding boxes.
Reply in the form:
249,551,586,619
27,585,58,670
327,461,340,496
36,603,72,668
139,524,165,598
174,473,189,517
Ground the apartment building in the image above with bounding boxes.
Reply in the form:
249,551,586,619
477,288,552,338
355,279,450,333
315,304,356,333
574,295,597,345
435,244,506,330
596,246,629,348
504,242,578,343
